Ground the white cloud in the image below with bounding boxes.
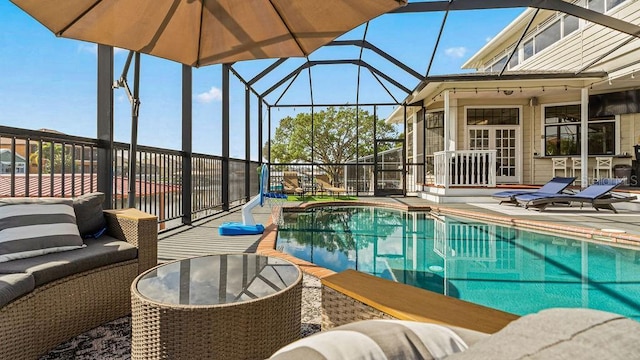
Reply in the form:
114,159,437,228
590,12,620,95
77,44,128,56
196,87,223,103
444,47,468,59
78,43,97,55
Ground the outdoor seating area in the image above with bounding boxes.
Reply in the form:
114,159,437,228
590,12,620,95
6,0,640,358
514,178,637,213
0,194,157,359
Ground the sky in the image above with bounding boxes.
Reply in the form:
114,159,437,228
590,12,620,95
0,2,524,160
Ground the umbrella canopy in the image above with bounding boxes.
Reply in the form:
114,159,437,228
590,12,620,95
11,0,406,67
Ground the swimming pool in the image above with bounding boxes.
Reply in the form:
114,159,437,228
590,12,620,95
276,206,640,320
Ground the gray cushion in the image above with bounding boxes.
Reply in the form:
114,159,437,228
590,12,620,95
0,235,137,286
0,273,35,307
270,319,473,360
73,192,107,237
447,308,640,360
0,198,85,263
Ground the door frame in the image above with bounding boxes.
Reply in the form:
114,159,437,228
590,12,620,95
463,105,523,184
374,138,405,196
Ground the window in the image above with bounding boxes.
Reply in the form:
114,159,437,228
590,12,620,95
467,108,519,126
588,0,605,13
563,15,579,36
543,104,616,156
523,39,534,61
536,20,561,53
589,0,625,12
425,111,444,174
508,52,519,69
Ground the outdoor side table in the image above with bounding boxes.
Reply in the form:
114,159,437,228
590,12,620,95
131,254,302,360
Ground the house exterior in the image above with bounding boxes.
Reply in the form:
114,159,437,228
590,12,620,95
391,0,640,190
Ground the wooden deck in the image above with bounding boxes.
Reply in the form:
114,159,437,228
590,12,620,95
157,205,273,262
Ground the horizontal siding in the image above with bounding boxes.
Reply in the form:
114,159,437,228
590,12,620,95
495,1,640,72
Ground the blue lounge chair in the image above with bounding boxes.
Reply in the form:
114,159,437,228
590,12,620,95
492,177,576,205
514,178,636,213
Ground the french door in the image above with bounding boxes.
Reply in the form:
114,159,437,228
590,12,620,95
468,126,520,183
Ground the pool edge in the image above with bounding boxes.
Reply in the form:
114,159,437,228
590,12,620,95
256,200,640,280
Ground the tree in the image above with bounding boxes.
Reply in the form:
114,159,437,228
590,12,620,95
266,106,399,184
29,143,74,174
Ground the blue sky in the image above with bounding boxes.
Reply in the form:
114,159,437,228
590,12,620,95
0,2,524,159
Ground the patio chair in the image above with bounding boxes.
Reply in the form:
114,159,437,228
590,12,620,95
282,171,305,196
514,178,636,213
492,177,576,205
315,174,347,196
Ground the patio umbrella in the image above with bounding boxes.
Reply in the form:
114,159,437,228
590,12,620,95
10,0,407,66
11,0,406,206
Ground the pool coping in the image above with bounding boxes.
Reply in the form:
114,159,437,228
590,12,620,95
256,200,640,279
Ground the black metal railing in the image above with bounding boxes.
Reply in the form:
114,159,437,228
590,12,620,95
1,125,424,230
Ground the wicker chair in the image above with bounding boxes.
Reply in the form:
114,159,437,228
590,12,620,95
0,208,157,359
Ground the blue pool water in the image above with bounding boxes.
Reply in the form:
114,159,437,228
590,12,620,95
276,206,640,320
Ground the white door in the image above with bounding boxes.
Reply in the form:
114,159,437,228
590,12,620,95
468,126,520,183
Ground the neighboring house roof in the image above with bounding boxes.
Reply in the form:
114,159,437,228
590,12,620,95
0,149,26,162
0,174,180,197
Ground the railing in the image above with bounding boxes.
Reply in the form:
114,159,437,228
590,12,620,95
0,126,258,232
0,126,100,198
434,150,496,188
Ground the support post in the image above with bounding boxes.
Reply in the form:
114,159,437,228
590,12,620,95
245,87,251,202
97,45,114,208
258,98,263,164
581,87,589,188
222,64,230,211
443,90,451,152
127,52,141,209
182,65,193,225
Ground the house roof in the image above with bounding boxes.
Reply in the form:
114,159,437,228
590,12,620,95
386,70,607,123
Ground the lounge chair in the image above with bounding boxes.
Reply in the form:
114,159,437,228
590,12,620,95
514,178,636,213
492,177,576,205
315,174,347,196
282,171,305,196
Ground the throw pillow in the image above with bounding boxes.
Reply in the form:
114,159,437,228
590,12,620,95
73,192,107,238
0,198,85,263
269,320,468,360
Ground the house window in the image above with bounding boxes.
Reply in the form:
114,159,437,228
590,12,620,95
425,111,444,173
589,0,626,12
536,20,561,53
523,39,534,61
563,15,579,36
467,108,519,126
543,104,616,156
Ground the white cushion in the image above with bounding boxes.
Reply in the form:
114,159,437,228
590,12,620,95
0,198,85,263
269,320,469,360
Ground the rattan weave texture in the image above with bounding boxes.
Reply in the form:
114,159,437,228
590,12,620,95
0,209,158,359
131,259,303,360
321,286,394,330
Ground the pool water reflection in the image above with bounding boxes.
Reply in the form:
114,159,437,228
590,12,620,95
276,206,640,320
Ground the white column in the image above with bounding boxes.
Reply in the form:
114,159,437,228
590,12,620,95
449,98,458,151
443,90,458,152
443,90,451,152
581,88,589,188
412,114,419,162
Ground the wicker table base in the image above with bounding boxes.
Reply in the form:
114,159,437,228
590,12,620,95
131,254,302,360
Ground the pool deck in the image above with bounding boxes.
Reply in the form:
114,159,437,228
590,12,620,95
158,196,640,278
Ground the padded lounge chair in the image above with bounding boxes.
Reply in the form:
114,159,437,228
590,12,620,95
282,171,305,196
315,174,347,196
514,178,636,213
492,177,576,205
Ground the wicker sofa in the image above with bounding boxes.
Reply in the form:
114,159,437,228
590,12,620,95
0,206,157,359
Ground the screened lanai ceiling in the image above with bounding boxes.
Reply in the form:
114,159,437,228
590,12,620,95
228,0,640,112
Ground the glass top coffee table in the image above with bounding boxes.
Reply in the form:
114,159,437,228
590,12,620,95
131,254,302,360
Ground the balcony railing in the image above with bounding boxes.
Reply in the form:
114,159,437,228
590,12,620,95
434,150,496,188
